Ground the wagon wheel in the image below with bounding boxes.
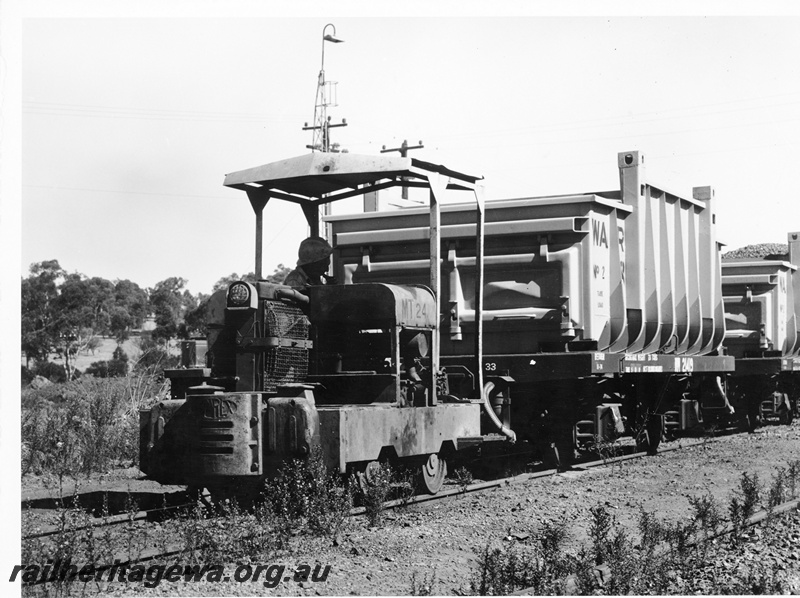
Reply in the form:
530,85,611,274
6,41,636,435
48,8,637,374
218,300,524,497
419,453,447,495
778,403,793,425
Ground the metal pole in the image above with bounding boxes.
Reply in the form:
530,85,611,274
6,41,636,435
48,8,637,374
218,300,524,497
474,185,485,400
428,174,446,406
247,193,269,279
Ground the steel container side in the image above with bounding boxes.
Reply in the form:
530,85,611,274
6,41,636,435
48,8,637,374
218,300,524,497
329,194,628,355
327,151,725,357
617,151,724,356
722,231,800,358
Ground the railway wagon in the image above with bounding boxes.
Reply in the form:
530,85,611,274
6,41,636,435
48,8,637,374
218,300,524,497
722,232,800,427
327,151,735,463
140,153,501,497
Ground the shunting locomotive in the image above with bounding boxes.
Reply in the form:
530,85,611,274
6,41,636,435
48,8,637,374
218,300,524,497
140,153,500,497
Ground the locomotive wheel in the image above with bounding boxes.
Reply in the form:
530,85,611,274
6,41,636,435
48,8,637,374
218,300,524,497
187,486,215,511
206,480,264,511
354,460,384,495
419,453,447,495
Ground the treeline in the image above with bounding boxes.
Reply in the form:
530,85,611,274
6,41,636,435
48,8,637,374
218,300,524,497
21,259,291,382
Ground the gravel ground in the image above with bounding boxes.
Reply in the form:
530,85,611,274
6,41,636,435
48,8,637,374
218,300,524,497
22,422,800,596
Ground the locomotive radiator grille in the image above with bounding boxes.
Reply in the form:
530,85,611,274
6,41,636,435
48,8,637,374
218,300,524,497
263,301,310,391
196,407,236,455
198,420,234,452
185,393,263,477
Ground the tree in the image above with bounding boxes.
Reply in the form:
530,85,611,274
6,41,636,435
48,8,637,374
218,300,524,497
21,260,64,366
266,263,292,284
148,277,201,343
132,335,179,373
212,272,259,294
85,346,129,378
210,264,291,293
187,265,290,341
56,274,115,335
182,292,210,339
21,262,116,381
109,306,135,345
111,279,148,343
52,274,116,379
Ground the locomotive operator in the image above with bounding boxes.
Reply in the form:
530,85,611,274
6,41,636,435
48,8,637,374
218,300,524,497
283,236,338,289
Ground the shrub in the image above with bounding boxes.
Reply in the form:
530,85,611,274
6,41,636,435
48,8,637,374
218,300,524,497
410,569,437,596
265,449,353,538
470,543,537,595
21,491,150,595
788,460,800,499
453,466,473,492
470,522,573,596
32,360,68,383
728,471,761,542
357,463,393,527
393,466,418,508
183,498,284,564
767,468,786,511
85,347,129,378
588,504,614,565
689,492,723,538
21,372,162,477
131,336,179,374
21,365,35,386
465,473,800,597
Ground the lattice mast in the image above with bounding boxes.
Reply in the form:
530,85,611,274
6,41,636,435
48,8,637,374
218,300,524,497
303,24,347,152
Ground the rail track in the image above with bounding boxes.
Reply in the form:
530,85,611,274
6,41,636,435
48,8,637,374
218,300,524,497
22,426,800,589
19,435,706,536
22,435,715,543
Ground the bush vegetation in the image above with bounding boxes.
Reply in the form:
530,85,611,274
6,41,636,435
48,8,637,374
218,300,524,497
21,365,168,479
468,464,798,595
264,450,354,539
21,453,800,596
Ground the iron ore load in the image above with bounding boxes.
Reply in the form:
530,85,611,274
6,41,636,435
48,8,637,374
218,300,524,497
139,150,800,499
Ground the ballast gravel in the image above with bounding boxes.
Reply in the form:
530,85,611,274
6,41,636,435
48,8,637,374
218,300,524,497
23,422,800,596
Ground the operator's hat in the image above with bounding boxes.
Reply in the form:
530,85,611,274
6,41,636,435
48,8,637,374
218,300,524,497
297,236,333,266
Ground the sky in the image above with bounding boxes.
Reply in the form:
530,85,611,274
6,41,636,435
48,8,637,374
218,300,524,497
9,5,800,296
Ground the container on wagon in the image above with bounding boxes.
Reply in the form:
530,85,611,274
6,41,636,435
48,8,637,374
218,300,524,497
328,151,728,368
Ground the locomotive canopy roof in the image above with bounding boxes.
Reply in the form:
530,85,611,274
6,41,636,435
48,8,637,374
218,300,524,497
223,152,482,204
224,151,489,397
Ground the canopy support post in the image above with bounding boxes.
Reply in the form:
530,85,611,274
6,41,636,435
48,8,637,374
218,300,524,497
247,191,270,279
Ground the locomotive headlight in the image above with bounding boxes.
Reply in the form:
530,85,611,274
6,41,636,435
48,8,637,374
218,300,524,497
227,282,252,307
